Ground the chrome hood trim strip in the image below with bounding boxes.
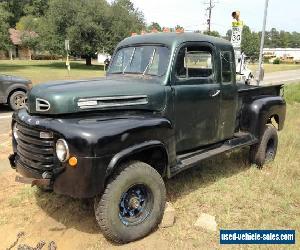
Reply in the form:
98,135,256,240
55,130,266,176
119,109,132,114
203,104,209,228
77,95,148,110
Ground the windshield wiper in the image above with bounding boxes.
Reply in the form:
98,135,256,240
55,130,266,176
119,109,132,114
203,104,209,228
122,48,136,75
143,49,156,76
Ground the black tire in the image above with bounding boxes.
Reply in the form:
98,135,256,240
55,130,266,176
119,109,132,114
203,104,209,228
9,90,26,110
94,161,166,243
249,124,278,168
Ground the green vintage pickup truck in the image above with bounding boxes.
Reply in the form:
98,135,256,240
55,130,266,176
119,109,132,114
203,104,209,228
10,32,286,243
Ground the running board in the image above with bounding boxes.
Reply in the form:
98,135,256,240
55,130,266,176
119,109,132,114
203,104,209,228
170,132,258,177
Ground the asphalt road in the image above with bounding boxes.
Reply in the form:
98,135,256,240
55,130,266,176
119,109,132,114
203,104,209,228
263,69,300,85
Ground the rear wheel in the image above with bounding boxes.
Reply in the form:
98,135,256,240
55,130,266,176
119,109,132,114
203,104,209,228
249,124,278,168
94,161,166,243
9,91,26,110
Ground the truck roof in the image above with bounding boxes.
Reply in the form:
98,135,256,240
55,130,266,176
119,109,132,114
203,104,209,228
117,32,232,50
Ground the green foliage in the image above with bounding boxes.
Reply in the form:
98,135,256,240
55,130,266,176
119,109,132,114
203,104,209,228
265,28,300,48
241,25,260,59
0,2,11,50
108,0,145,53
175,24,184,31
203,30,220,37
0,0,48,26
147,22,162,32
23,0,49,17
273,58,280,64
16,15,39,31
37,0,145,65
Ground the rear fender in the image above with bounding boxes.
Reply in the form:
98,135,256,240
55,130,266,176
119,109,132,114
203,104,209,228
240,96,286,137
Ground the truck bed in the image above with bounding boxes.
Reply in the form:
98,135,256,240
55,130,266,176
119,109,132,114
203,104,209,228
237,82,283,96
237,83,284,112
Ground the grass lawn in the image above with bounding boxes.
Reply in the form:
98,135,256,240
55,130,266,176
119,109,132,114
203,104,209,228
249,63,300,73
0,60,105,85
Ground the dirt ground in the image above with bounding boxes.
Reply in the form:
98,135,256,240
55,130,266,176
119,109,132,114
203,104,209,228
0,167,177,249
0,142,194,250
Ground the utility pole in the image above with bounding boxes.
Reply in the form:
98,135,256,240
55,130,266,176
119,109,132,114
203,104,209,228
257,0,269,85
204,0,217,33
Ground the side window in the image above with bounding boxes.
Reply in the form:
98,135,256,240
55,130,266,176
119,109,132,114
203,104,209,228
175,46,214,82
221,51,233,83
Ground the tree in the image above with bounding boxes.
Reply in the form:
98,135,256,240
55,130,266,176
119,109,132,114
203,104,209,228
147,22,162,32
175,24,184,31
241,25,260,59
0,0,49,26
225,29,232,41
24,0,49,17
0,0,30,27
67,0,111,65
0,2,11,51
16,15,39,31
203,30,220,37
108,0,145,53
38,0,144,65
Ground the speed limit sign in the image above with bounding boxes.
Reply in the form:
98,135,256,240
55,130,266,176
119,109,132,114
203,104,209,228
231,26,242,48
231,20,244,48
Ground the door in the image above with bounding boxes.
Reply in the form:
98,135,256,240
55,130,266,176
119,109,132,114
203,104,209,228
219,50,238,140
172,42,221,153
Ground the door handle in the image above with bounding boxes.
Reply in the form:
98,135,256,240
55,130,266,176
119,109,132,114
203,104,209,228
211,89,220,97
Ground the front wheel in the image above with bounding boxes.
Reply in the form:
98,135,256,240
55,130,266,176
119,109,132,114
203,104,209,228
249,124,278,168
9,91,26,110
94,161,166,243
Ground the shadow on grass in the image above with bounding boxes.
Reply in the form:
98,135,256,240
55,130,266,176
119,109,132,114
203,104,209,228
34,148,251,235
0,61,105,72
166,148,251,202
0,104,13,113
31,61,105,71
0,64,28,72
34,191,99,234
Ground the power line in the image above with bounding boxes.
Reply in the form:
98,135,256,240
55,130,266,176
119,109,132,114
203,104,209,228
203,0,218,33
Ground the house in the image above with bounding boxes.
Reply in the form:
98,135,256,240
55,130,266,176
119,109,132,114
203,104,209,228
5,28,38,60
263,48,300,63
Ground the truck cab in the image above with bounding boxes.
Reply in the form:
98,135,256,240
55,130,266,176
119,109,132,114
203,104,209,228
10,33,286,243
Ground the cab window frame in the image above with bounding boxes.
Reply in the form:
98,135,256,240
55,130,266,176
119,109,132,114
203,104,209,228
220,50,234,84
172,42,216,85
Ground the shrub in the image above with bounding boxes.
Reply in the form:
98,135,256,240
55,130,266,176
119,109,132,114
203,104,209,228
273,58,281,64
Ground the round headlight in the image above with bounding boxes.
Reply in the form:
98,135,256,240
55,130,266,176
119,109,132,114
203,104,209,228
13,123,19,140
56,139,70,162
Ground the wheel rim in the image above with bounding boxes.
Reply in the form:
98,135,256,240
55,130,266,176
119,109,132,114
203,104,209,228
119,184,153,226
265,138,275,161
14,94,26,109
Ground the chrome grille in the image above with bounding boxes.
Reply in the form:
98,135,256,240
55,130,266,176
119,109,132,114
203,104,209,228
15,122,55,171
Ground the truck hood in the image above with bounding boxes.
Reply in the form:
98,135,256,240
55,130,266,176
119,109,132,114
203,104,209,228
27,77,167,115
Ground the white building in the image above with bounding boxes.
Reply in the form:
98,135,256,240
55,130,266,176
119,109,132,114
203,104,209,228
263,48,300,62
96,52,111,64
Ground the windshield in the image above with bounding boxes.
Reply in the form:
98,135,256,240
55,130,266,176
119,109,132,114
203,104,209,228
108,45,170,77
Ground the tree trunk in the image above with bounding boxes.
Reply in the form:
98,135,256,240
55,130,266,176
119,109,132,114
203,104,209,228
86,56,92,66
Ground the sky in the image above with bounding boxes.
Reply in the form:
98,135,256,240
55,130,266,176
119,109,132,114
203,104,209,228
131,0,300,35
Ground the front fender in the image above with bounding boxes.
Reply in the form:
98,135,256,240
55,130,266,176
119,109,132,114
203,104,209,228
240,96,286,137
106,140,168,178
14,109,174,158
